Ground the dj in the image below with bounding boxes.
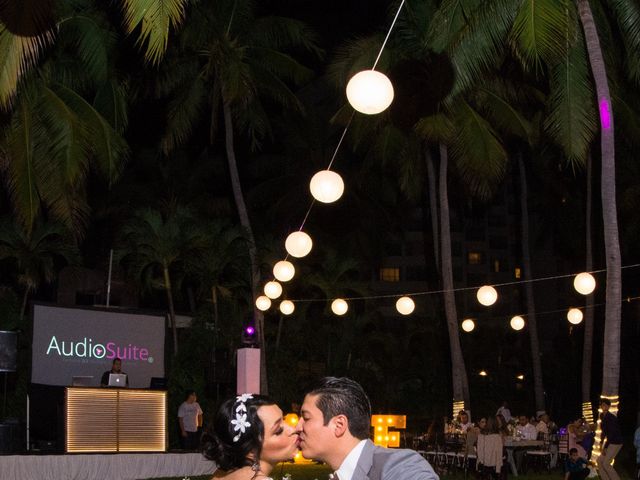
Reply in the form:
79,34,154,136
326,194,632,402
100,358,129,387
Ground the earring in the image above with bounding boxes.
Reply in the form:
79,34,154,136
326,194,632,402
252,461,260,472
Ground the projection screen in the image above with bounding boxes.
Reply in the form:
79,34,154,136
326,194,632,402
32,304,165,388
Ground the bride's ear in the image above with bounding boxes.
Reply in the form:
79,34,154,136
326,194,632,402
332,415,349,437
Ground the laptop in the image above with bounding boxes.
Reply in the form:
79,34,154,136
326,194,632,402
108,373,127,387
72,375,94,387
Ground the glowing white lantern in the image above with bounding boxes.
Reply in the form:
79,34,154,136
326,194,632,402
273,260,295,282
309,170,344,204
396,296,415,315
477,285,498,306
461,319,475,332
574,272,596,295
264,281,283,300
567,308,584,325
285,231,313,258
331,298,348,316
510,315,525,331
279,300,295,315
255,295,271,311
346,70,395,115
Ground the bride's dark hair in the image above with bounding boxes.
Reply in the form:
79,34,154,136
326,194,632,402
202,394,276,470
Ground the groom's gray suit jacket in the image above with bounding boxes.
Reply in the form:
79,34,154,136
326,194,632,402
351,440,439,480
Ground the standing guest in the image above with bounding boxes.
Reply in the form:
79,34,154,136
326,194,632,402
178,390,203,450
296,377,439,480
100,358,129,387
568,419,588,459
597,398,623,480
565,448,590,480
497,402,512,423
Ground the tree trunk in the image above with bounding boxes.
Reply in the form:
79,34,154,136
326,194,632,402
518,154,545,412
212,286,219,338
163,265,179,355
425,146,440,273
19,286,30,323
439,143,470,408
223,102,268,394
582,153,595,410
577,0,621,398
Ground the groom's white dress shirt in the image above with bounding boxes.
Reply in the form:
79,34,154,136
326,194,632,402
336,440,367,480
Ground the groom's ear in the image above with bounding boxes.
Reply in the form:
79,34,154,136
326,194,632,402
331,414,350,438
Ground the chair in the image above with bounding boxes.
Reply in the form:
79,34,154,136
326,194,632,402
524,435,552,473
558,433,569,464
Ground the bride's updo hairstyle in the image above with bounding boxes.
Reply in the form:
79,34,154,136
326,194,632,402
202,394,276,470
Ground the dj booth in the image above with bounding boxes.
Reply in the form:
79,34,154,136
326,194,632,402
65,387,167,453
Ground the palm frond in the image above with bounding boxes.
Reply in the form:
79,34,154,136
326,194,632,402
414,113,455,144
161,75,206,154
93,79,129,133
247,16,323,59
120,0,188,65
609,0,640,84
509,0,572,72
543,42,596,166
326,34,386,90
0,25,54,108
474,84,533,143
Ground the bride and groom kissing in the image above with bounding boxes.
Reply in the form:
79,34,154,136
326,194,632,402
203,377,439,480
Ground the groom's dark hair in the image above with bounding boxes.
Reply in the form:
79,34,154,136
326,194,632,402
307,377,371,439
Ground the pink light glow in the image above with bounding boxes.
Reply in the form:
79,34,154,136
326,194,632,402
599,98,611,130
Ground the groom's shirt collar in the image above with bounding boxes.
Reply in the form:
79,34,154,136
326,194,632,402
336,439,367,480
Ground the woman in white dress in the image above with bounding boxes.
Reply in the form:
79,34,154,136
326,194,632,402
202,394,299,480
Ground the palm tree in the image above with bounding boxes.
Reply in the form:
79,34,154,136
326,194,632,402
158,0,321,392
119,206,205,355
0,218,78,321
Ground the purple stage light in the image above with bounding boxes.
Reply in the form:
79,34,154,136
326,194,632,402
245,326,255,335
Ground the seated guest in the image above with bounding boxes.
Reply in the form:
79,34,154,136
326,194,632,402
100,358,128,387
495,414,510,438
516,415,537,440
565,448,589,480
477,417,504,480
536,413,550,436
568,419,588,459
458,410,474,433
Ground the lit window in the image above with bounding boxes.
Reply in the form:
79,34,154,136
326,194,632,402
468,252,482,265
515,267,521,279
379,267,400,282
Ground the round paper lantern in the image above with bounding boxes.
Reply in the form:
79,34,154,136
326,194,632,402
567,308,584,325
574,272,596,295
264,281,283,300
396,296,415,315
285,231,313,258
510,315,525,331
461,319,475,332
346,70,394,115
477,285,498,306
273,260,295,282
331,298,348,316
255,295,271,311
309,170,344,204
279,300,295,315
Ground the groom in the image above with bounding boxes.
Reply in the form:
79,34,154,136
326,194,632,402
296,377,439,480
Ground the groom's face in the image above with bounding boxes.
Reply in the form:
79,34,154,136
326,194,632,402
296,393,335,461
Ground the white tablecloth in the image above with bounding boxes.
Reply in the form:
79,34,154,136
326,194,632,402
0,452,216,480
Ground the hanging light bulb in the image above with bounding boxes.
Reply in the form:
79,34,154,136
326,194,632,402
264,281,283,300
279,300,295,315
331,298,349,315
574,272,596,295
396,296,415,315
567,308,584,325
510,315,525,331
461,319,475,332
285,231,313,258
346,70,395,115
309,170,344,204
477,285,498,306
255,295,271,311
273,260,295,282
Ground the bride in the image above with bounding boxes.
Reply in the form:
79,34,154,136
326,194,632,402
202,394,299,480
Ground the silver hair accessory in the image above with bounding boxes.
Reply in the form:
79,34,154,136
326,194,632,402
231,393,253,442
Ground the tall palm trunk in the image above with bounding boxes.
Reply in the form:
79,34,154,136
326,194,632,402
163,264,178,355
425,146,440,272
518,154,545,411
582,154,595,414
223,102,268,394
439,143,470,408
577,0,621,399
